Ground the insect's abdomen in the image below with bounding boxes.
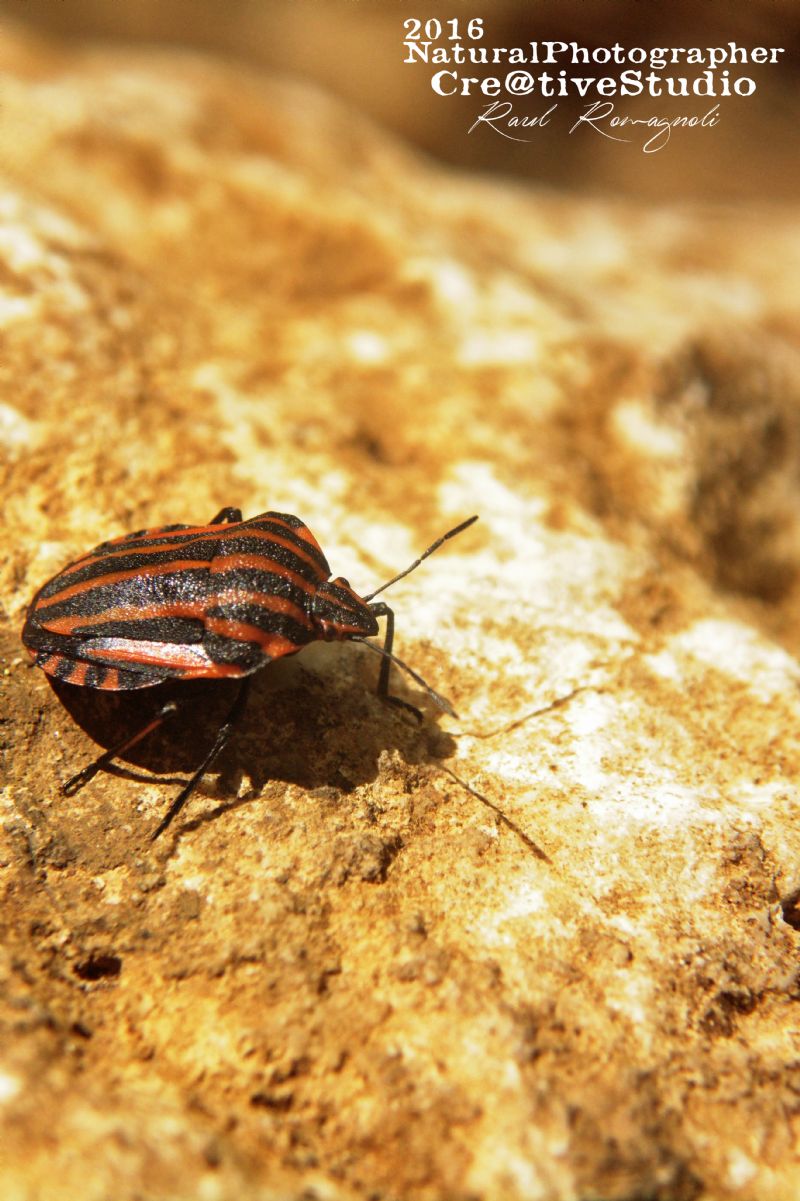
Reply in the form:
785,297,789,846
23,522,219,689
22,513,333,690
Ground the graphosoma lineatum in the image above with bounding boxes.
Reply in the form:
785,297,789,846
22,507,478,839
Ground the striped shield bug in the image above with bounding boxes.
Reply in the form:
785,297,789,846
22,508,478,839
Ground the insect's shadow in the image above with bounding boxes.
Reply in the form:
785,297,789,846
50,649,456,810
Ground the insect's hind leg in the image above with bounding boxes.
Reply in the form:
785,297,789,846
209,507,243,524
62,700,181,796
150,677,252,841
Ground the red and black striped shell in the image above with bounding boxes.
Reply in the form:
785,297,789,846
22,511,379,691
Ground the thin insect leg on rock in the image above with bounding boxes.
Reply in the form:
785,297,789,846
370,602,395,700
62,700,182,796
366,601,423,720
150,677,252,841
356,636,456,718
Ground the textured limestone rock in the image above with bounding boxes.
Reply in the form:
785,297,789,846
2,22,800,1201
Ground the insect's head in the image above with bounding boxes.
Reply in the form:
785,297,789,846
311,578,379,641
313,516,479,716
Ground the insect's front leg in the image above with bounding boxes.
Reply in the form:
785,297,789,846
368,602,423,722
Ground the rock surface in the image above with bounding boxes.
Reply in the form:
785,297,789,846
1,23,800,1201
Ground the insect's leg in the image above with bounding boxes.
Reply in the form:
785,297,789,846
209,507,243,525
62,701,181,796
368,602,423,722
150,677,252,840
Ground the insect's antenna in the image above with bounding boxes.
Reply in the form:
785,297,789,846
354,638,457,718
363,515,478,602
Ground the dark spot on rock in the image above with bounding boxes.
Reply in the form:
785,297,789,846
74,953,122,981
